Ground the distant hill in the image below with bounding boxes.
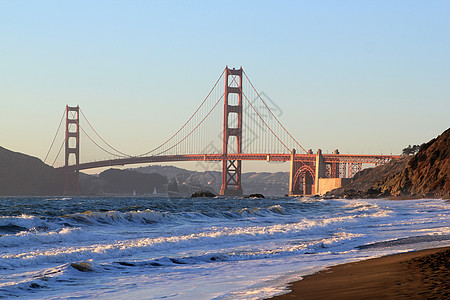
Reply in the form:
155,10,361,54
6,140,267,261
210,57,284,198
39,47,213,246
15,132,449,198
97,169,167,195
328,128,450,199
0,146,64,195
0,144,290,196
134,165,199,179
134,165,220,194
242,172,289,195
133,165,289,196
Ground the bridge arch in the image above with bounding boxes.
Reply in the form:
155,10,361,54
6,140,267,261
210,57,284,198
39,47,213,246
292,164,315,195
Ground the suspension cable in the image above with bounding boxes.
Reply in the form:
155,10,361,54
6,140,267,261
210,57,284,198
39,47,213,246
154,92,224,156
79,108,131,157
226,73,290,152
78,123,125,158
52,139,65,167
239,71,311,175
54,110,121,166
137,68,226,157
44,108,66,164
240,88,291,152
243,71,308,153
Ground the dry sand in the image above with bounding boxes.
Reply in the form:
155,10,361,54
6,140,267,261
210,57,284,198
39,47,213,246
270,247,450,299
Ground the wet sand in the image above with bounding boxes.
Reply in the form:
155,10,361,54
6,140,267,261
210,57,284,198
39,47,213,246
270,247,450,299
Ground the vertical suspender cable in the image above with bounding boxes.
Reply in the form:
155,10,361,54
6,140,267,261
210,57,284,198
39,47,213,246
243,71,308,154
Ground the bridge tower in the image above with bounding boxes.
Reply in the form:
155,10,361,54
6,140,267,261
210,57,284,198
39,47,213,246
64,105,80,194
220,67,243,196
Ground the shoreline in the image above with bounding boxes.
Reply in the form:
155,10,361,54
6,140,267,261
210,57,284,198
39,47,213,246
269,246,450,299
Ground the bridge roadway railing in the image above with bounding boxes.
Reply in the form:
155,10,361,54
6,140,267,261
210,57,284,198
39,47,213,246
59,153,400,172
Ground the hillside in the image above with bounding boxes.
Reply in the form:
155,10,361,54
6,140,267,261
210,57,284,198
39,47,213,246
328,128,449,199
376,128,449,198
6,128,447,198
0,144,290,196
134,165,289,196
98,169,168,195
0,146,64,195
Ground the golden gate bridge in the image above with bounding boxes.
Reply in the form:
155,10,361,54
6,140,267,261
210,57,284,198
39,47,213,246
44,67,399,196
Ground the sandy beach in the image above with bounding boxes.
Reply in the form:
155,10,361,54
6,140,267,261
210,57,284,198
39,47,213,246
271,246,450,299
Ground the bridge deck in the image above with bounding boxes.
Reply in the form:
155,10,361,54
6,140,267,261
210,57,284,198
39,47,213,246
60,153,400,171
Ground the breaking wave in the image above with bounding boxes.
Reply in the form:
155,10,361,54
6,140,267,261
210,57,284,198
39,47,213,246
1,197,448,299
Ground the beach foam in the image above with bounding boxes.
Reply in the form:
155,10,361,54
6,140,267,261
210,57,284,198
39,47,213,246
0,197,449,299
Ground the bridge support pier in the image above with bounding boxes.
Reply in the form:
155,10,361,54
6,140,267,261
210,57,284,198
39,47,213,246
289,149,333,196
288,149,296,196
288,149,315,196
315,149,325,195
64,105,80,195
220,67,243,196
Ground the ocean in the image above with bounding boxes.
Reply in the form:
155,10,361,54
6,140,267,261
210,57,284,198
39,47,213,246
1,196,449,299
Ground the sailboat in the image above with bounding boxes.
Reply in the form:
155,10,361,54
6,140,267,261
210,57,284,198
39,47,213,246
153,187,157,195
132,190,136,196
167,177,182,198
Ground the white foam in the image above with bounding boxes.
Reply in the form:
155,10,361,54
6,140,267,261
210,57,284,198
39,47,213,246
67,209,165,225
1,198,449,299
0,210,376,269
0,214,48,230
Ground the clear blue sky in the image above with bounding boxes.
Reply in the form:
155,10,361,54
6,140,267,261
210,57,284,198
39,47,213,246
1,1,449,173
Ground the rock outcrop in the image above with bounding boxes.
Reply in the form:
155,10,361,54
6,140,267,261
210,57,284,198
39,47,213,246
327,128,449,199
191,190,216,198
244,193,265,198
376,128,449,198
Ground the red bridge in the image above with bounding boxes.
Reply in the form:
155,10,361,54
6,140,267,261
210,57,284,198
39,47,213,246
46,67,399,196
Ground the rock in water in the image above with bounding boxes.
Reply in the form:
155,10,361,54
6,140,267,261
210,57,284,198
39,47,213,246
191,190,216,198
245,193,265,198
71,261,94,272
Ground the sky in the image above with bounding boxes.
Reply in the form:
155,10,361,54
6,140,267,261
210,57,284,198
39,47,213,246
1,1,449,173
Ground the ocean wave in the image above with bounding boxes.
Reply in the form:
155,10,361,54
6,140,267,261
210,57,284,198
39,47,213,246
357,234,450,250
64,206,291,227
0,199,370,232
1,197,446,300
111,232,362,268
66,209,164,225
43,197,72,201
0,208,383,269
0,227,96,248
0,261,90,298
0,228,361,299
0,215,49,233
237,205,287,216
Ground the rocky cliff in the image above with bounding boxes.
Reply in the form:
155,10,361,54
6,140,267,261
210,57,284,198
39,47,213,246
376,128,449,198
328,128,449,199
